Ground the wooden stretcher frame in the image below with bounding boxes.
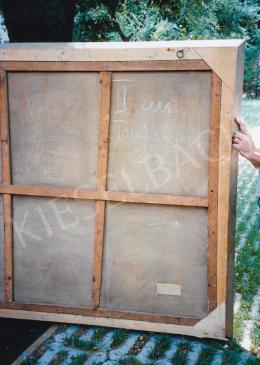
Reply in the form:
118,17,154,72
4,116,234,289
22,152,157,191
0,40,245,339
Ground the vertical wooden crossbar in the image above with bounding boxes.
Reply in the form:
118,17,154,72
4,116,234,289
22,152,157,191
0,70,13,302
207,72,222,312
91,72,112,309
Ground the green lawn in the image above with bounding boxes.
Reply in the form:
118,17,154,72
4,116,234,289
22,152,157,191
233,98,260,354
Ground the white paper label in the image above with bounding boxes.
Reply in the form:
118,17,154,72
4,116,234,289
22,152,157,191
156,283,181,296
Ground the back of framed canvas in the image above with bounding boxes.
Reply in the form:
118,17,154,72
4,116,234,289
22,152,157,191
0,40,245,339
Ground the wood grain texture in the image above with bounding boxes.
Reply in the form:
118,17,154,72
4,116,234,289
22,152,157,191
0,196,4,299
0,71,11,184
0,185,208,207
0,305,227,339
207,72,222,312
194,42,246,94
0,70,13,303
0,301,199,326
97,72,112,191
225,42,245,338
106,191,208,207
0,184,101,200
92,72,112,309
2,195,12,302
0,39,244,63
92,200,106,309
0,60,210,72
216,42,245,319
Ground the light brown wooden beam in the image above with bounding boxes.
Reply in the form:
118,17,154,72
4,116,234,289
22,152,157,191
92,200,106,309
96,72,112,192
0,184,100,200
0,301,200,326
92,72,112,309
207,72,222,312
107,191,208,207
0,72,11,183
2,195,12,302
0,60,211,72
0,70,13,302
0,184,209,207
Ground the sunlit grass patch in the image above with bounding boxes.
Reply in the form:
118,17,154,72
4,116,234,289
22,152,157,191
242,98,260,128
234,117,260,350
250,319,260,354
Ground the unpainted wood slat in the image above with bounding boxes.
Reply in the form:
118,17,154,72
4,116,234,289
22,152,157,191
0,70,13,302
0,60,211,72
207,72,222,312
0,184,209,207
107,191,208,207
0,301,199,326
92,72,112,309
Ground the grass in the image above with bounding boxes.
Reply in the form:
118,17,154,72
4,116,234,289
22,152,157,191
232,99,260,353
119,357,155,365
241,98,260,127
250,320,260,355
149,335,171,359
71,326,87,338
48,351,68,365
233,155,260,353
67,353,88,365
222,348,242,365
92,326,110,341
234,309,247,343
244,359,260,365
171,341,192,364
194,346,215,365
110,328,129,348
64,335,99,352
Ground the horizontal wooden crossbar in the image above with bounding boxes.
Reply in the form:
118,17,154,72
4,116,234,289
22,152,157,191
0,301,200,326
0,60,211,72
0,184,208,207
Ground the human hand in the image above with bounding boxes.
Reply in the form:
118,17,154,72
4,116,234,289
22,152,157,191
235,117,250,136
232,130,256,159
233,117,260,167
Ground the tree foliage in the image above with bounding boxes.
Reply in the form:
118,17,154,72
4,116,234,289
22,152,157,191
73,0,260,95
0,0,259,93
